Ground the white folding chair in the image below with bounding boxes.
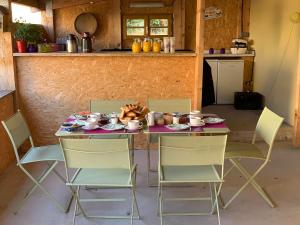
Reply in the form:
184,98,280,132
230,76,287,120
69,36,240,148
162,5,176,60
90,99,135,114
60,138,140,225
2,110,72,214
158,135,227,225
223,107,284,208
147,98,192,185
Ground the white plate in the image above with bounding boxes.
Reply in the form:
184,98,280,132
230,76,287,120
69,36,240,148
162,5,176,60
188,122,205,127
82,125,100,130
204,117,225,124
125,125,143,131
101,124,125,131
165,124,190,131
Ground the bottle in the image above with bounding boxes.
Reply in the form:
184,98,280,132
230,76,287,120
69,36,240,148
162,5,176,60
81,32,92,53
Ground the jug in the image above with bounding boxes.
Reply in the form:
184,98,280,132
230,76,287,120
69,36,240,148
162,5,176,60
142,37,152,53
66,34,78,53
146,111,155,126
152,38,162,53
81,32,92,53
132,38,142,53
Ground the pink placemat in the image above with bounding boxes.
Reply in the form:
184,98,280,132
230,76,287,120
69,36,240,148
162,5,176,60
202,123,227,129
149,125,203,133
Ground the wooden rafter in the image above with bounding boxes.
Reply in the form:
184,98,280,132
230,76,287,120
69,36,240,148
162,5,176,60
52,0,106,9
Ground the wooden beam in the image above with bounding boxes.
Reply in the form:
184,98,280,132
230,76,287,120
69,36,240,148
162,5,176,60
293,39,300,147
0,0,12,32
52,0,105,9
0,32,15,90
41,0,54,42
194,0,204,110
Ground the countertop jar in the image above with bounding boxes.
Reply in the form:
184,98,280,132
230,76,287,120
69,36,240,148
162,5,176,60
142,37,152,53
132,38,142,53
152,38,162,53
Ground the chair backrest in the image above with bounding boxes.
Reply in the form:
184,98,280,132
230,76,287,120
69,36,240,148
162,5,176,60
159,136,227,167
147,98,191,114
254,107,284,148
1,110,32,163
90,99,135,114
60,138,131,170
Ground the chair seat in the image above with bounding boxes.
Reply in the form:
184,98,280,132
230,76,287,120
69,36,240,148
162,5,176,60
20,144,64,164
70,168,133,186
225,142,266,160
160,165,222,183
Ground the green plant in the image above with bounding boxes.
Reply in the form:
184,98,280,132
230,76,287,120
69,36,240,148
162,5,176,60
14,20,43,43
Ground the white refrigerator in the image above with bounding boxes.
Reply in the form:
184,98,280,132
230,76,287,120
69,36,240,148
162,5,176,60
206,59,244,104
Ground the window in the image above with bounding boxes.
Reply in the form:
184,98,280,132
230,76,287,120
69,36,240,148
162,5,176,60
11,3,42,24
123,14,173,40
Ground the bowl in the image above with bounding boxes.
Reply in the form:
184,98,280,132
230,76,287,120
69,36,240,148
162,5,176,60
230,47,247,54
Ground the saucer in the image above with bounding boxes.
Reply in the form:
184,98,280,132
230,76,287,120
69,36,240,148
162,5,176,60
165,124,190,131
82,125,100,130
188,122,205,127
125,125,143,131
101,124,125,131
204,117,225,124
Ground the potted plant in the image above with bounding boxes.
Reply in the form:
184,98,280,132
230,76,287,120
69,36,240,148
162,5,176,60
14,21,43,53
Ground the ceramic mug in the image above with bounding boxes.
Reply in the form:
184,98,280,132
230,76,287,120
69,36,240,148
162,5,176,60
128,120,142,130
173,116,180,124
190,117,204,126
189,110,201,118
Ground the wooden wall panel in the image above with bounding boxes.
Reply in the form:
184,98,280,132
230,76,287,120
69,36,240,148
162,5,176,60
204,0,250,50
15,56,195,147
0,33,15,90
185,0,196,51
54,0,122,50
0,93,15,175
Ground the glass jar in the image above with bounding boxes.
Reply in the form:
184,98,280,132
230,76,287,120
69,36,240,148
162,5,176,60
132,38,142,53
142,37,152,53
152,38,162,53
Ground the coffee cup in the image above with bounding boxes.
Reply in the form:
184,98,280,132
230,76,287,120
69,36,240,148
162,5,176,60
189,110,201,118
189,117,204,126
90,112,101,118
128,120,142,130
173,116,180,124
87,117,98,125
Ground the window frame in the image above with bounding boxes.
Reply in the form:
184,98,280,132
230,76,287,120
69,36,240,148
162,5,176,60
122,14,173,41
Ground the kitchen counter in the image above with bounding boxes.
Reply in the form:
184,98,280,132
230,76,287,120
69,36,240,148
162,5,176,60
204,53,255,58
13,51,196,57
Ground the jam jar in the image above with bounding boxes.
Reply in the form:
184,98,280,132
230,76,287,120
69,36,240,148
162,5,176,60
132,38,142,53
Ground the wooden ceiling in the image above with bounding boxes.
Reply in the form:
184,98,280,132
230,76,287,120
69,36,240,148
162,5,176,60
12,0,175,10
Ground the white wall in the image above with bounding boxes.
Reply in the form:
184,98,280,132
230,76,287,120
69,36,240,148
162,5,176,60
250,0,300,125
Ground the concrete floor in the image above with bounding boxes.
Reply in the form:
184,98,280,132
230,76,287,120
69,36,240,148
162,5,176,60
0,141,300,225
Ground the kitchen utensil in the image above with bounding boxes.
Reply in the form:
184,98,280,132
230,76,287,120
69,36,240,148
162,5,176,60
74,13,98,36
66,34,78,53
81,32,92,53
